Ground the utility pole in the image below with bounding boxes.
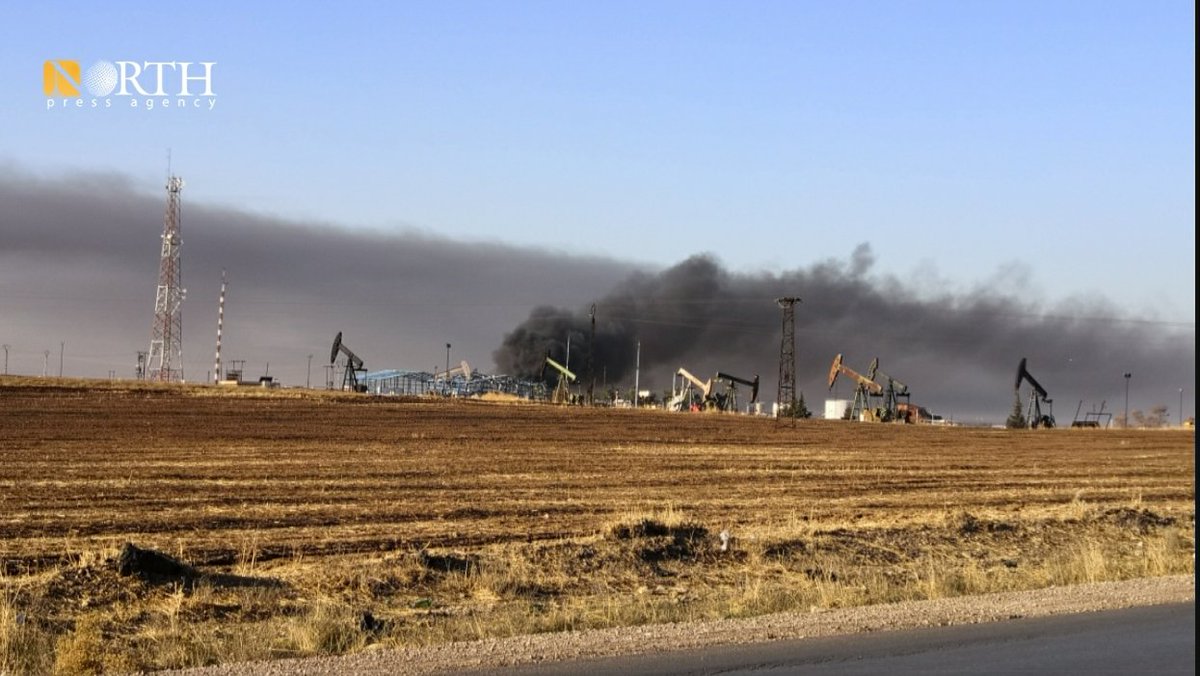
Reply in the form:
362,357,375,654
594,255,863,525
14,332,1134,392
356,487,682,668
59,341,64,377
633,340,640,408
1123,372,1132,428
307,354,313,388
445,343,451,376
1180,388,1184,428
2,344,8,375
587,303,596,405
42,350,49,377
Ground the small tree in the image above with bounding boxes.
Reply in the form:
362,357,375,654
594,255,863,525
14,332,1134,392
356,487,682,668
778,392,813,419
1006,391,1027,429
1132,405,1169,428
794,392,813,419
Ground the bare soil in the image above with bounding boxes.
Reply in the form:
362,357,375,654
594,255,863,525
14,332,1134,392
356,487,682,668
0,378,1193,673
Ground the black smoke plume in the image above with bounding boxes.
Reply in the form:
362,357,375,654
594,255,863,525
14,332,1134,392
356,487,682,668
0,164,1191,422
495,246,1194,422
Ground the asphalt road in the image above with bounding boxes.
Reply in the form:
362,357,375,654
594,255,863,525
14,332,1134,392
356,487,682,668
499,602,1195,676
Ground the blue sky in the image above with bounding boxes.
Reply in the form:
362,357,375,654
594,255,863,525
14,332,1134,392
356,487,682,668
2,1,1195,321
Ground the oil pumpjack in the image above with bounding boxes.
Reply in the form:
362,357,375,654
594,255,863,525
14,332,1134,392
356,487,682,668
827,353,884,421
541,354,576,404
1015,358,1055,428
672,367,714,411
714,372,759,412
330,332,367,393
866,357,911,422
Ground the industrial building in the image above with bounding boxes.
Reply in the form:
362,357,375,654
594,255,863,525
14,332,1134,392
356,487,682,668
359,368,546,399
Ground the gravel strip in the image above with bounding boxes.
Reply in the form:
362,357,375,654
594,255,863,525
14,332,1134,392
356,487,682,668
170,575,1194,676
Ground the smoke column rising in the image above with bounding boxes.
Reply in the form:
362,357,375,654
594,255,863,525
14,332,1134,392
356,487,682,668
495,246,1194,422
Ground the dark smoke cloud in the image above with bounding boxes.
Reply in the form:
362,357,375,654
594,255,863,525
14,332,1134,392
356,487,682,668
0,165,635,387
496,246,1195,423
1,165,1193,423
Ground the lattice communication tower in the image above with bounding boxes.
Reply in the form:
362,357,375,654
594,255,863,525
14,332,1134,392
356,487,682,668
776,296,801,417
147,175,185,382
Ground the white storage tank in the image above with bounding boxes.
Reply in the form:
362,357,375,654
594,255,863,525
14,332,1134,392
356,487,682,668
824,399,852,420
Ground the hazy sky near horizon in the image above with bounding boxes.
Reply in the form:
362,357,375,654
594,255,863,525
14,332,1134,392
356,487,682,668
1,1,1194,320
0,2,1195,421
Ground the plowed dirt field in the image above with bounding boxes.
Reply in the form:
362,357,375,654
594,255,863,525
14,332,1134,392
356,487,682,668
0,379,1193,673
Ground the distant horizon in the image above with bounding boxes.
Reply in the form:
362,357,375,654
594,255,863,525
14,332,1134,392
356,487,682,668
0,372,1182,430
1,2,1194,423
1,164,1192,427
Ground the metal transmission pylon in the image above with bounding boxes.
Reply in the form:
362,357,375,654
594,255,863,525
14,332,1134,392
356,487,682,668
147,175,185,382
776,297,801,418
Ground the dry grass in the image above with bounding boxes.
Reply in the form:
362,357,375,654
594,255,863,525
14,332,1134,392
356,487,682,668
0,378,1193,671
1,574,55,675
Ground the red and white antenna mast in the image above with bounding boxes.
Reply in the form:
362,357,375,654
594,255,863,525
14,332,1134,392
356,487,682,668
147,173,185,382
214,269,226,384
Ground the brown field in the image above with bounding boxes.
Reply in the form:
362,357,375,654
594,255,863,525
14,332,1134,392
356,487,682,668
0,377,1194,673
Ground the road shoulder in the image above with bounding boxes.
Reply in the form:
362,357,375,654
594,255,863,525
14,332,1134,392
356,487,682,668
171,574,1194,675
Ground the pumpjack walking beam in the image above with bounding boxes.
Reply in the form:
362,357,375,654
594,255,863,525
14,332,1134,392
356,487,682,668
330,332,367,393
828,354,883,421
1015,358,1055,428
542,355,576,404
715,372,760,412
866,357,911,422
